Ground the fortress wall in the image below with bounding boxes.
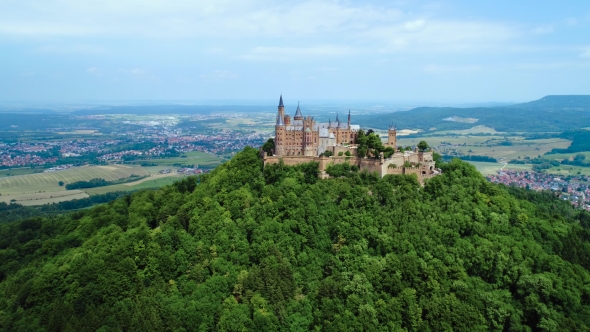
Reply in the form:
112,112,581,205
418,151,434,163
385,166,405,175
264,156,317,167
263,154,436,182
327,156,362,167
328,145,356,157
359,158,383,174
385,155,405,167
404,167,422,176
407,154,420,164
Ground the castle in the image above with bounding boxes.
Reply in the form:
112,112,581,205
264,96,440,181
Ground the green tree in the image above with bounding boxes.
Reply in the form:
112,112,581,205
417,140,429,151
262,138,275,156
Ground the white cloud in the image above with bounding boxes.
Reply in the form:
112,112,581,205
199,70,238,81
422,64,481,74
363,20,517,53
565,17,578,26
36,44,105,54
0,0,402,38
120,68,148,77
404,19,426,31
531,26,554,34
239,45,354,61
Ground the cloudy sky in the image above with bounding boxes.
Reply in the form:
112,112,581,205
1,0,589,104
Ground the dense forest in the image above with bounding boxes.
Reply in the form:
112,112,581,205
1,147,590,331
547,130,590,154
0,191,135,224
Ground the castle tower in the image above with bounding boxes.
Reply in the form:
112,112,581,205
347,109,351,127
274,95,286,156
302,116,317,156
386,124,397,149
294,102,303,120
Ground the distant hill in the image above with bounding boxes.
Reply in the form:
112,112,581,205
355,95,590,132
73,104,269,115
509,95,590,110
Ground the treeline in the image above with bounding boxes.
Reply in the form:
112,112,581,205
548,130,590,154
1,147,590,330
444,154,497,163
560,154,590,167
0,191,134,223
65,174,147,190
65,177,109,189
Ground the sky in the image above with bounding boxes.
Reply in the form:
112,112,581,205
1,0,589,104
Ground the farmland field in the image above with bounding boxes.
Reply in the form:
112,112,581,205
398,135,571,161
0,164,149,195
0,168,44,177
126,151,225,166
0,190,89,206
545,165,590,176
542,151,590,161
465,161,533,175
83,175,186,195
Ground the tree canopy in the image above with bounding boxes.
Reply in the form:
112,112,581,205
1,146,590,331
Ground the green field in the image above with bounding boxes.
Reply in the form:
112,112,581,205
542,151,590,161
83,174,186,195
466,161,533,175
0,168,44,177
0,164,149,195
0,190,89,206
398,135,571,161
127,151,224,166
545,165,590,176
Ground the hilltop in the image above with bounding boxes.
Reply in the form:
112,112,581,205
1,147,590,331
510,95,590,110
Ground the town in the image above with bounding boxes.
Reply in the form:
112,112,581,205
487,169,590,210
0,113,270,168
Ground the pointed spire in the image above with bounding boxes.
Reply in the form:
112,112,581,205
329,118,332,126
347,109,351,126
335,113,340,123
279,95,284,107
294,101,303,120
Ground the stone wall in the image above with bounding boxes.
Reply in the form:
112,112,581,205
262,150,439,183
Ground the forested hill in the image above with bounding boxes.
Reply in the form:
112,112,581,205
510,95,590,110
355,95,590,132
2,147,590,331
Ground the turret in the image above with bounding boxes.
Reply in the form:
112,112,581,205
347,109,351,127
294,102,303,120
387,123,397,149
275,95,286,156
276,95,285,126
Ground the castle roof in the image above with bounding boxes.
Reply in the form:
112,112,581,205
276,114,284,126
294,102,302,117
279,95,284,107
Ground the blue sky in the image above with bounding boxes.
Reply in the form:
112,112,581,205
1,0,589,104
